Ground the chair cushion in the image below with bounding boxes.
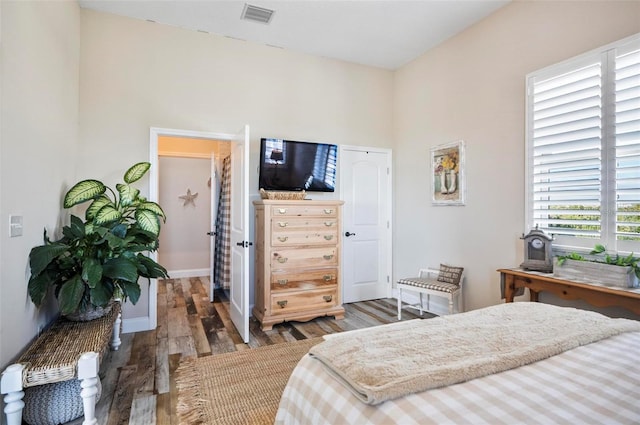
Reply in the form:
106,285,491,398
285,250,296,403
437,264,464,285
397,277,459,294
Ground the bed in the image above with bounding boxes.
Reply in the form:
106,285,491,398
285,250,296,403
275,302,640,424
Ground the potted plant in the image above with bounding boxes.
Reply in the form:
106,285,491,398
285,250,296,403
555,244,639,288
27,162,169,320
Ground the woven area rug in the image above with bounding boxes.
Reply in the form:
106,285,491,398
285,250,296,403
176,337,323,425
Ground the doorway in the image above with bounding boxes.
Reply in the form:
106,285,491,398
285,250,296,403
148,127,251,343
157,138,229,289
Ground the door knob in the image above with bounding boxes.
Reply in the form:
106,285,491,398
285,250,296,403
345,232,356,237
207,231,216,236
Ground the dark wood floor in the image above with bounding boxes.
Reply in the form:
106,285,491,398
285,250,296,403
73,277,426,424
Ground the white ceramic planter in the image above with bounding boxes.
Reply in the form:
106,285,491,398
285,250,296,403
554,258,639,288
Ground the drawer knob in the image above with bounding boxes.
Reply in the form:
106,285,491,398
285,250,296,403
323,295,333,302
323,254,334,260
323,235,334,241
324,221,334,227
323,209,333,214
278,208,287,214
277,257,288,264
277,279,288,285
277,300,288,308
277,236,288,242
278,222,288,227
323,275,333,281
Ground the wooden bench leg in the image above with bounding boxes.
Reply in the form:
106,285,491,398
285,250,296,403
78,352,99,425
1,364,25,425
111,310,122,351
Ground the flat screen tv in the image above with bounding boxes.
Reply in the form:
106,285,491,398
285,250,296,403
259,138,337,192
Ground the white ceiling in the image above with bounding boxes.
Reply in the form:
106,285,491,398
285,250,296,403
78,0,511,70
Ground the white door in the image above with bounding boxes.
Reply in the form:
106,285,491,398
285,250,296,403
229,125,251,343
340,146,392,303
209,152,218,302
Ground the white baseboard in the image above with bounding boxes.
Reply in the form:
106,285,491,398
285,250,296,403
167,268,209,279
122,316,152,334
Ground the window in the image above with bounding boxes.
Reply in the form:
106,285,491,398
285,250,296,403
526,34,640,253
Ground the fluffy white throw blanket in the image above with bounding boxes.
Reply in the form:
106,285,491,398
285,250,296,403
309,302,640,405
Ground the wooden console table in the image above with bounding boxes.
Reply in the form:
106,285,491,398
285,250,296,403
499,268,640,315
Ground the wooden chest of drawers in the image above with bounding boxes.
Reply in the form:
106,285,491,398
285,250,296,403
253,199,345,330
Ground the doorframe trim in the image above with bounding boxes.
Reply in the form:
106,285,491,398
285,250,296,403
134,127,235,334
338,145,393,299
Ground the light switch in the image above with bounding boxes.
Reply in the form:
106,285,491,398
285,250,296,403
10,215,23,237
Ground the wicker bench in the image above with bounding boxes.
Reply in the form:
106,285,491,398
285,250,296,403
1,302,122,425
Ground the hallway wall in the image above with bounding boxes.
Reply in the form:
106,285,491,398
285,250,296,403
159,156,212,277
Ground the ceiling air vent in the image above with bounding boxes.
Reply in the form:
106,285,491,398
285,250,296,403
241,4,275,24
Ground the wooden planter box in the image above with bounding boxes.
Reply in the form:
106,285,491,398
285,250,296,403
554,258,639,288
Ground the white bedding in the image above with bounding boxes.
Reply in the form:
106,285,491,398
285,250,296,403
276,307,640,424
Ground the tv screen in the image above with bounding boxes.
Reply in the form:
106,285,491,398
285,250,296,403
259,138,337,192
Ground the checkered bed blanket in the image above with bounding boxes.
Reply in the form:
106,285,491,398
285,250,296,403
276,304,640,424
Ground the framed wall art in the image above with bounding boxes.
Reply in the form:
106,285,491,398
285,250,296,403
431,140,465,206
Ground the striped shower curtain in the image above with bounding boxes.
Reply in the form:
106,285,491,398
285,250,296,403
213,156,231,289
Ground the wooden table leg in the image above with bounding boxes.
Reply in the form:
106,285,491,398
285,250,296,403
530,290,539,302
504,274,515,303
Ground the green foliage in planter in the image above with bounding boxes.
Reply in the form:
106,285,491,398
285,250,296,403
556,244,640,280
28,162,169,315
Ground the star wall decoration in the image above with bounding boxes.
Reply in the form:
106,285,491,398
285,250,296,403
179,188,198,206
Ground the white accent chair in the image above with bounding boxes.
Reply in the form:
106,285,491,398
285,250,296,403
397,267,464,319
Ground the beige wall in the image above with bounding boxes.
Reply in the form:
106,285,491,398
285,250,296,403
0,1,80,368
78,8,394,177
393,0,640,316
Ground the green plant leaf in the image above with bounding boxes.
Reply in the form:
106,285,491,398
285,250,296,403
110,224,128,239
95,205,122,225
104,232,133,250
58,275,85,315
622,252,636,264
69,214,85,238
90,283,113,307
86,195,113,221
123,162,150,184
136,254,169,279
138,202,166,221
28,273,51,306
64,180,106,208
29,244,70,276
102,257,138,282
121,280,142,304
116,183,140,207
135,209,160,237
82,258,103,288
590,244,606,255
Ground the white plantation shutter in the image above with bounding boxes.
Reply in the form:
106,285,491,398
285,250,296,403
531,62,602,241
526,34,640,252
615,47,640,250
